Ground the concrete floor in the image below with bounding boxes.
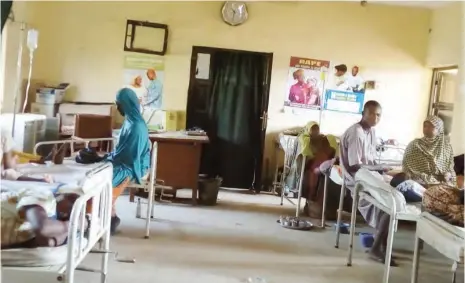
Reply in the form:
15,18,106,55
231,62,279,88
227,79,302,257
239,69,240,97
78,189,463,283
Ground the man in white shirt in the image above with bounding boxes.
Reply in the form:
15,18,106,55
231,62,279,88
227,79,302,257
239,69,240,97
329,64,350,91
348,66,365,93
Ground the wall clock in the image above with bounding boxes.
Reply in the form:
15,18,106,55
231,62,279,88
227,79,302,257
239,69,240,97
221,1,248,26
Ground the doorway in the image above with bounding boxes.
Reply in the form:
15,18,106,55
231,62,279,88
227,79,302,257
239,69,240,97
428,66,458,135
186,46,273,192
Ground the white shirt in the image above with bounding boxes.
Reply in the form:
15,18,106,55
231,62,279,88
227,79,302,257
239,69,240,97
348,74,365,91
328,74,350,91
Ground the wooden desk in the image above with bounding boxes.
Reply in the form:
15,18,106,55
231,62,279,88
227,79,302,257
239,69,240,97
149,131,209,204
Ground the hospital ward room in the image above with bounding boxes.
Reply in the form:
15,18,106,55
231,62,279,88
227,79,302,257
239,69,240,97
1,1,465,283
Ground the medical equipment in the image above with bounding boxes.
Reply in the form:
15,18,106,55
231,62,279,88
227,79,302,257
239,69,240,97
22,29,38,113
1,161,114,283
11,22,39,137
411,212,464,283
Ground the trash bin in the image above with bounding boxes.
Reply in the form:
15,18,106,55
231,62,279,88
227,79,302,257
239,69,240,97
198,176,222,206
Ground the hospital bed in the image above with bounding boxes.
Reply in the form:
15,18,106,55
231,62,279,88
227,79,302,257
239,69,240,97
33,138,160,239
411,212,464,283
333,143,405,236
321,143,405,228
1,160,114,283
345,168,422,283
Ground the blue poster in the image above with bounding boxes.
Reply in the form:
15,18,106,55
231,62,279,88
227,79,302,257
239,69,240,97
323,89,365,114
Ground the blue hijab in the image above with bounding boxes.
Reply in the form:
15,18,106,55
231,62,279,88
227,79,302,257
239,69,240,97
107,88,150,187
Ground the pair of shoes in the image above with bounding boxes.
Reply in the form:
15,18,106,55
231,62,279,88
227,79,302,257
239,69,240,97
110,216,121,236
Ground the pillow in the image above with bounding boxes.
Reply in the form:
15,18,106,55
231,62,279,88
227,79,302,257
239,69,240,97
396,180,425,203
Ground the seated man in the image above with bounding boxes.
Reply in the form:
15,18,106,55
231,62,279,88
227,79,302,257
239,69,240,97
340,100,395,265
1,185,87,249
1,128,52,183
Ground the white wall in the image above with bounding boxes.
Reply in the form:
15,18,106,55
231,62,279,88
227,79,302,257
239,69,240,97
427,2,464,154
1,1,435,175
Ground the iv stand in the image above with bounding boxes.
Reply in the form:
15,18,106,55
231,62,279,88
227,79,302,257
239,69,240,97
11,22,26,138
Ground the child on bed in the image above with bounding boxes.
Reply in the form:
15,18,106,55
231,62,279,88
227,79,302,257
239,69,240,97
1,186,88,249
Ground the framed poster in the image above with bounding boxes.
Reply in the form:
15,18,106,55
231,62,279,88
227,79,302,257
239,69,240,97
284,57,330,110
323,89,365,114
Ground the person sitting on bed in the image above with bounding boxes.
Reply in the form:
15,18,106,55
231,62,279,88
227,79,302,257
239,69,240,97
402,115,456,187
401,116,463,226
1,187,87,249
104,88,150,234
340,100,396,266
1,127,53,183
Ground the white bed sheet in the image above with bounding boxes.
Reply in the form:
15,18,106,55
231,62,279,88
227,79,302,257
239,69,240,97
416,212,465,262
14,160,104,195
355,169,421,217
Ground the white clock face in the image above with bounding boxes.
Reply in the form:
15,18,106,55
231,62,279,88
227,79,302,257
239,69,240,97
222,1,248,26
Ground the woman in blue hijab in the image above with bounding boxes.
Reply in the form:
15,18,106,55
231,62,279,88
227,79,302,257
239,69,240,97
106,88,150,234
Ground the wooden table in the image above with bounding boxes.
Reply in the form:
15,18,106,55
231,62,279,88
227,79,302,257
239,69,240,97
149,131,209,204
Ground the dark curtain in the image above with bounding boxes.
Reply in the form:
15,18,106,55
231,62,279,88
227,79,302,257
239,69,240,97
1,1,13,33
206,51,267,189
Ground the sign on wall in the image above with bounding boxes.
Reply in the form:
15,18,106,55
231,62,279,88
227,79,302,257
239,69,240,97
284,57,330,110
123,53,165,111
323,89,365,114
323,62,366,114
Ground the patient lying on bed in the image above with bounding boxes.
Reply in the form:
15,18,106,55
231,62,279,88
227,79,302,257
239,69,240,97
1,186,88,250
1,128,53,183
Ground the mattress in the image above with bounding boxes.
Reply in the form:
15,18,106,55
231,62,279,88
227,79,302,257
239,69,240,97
355,168,421,217
416,212,465,262
1,238,89,267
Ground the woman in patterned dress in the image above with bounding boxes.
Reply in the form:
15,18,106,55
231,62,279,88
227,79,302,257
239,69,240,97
403,116,462,226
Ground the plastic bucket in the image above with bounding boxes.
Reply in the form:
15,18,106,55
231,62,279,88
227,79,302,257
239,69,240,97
198,177,222,206
359,232,374,248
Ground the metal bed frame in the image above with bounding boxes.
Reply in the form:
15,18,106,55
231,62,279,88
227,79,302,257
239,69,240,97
346,171,419,283
33,136,117,155
1,162,114,283
411,212,464,283
330,144,409,283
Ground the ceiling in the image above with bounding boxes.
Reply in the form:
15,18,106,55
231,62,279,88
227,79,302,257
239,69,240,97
367,1,451,9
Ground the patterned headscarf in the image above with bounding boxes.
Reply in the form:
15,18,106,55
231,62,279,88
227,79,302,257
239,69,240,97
403,116,456,185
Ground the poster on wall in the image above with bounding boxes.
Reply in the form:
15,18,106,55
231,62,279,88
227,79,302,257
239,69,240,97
324,63,365,114
284,57,330,109
123,53,165,111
